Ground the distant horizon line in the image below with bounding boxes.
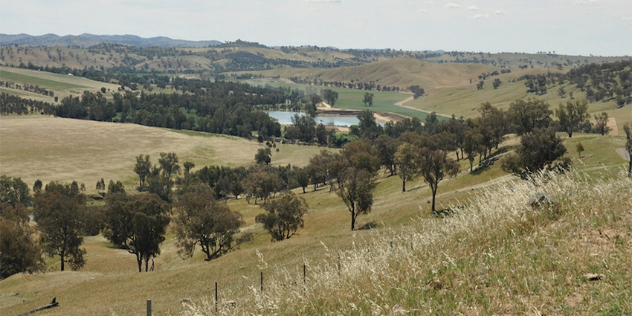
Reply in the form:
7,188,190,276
1,33,629,57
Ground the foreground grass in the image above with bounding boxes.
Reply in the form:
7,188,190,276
184,170,632,315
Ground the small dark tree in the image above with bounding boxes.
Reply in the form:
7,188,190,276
34,182,87,271
477,80,485,90
576,142,585,158
294,168,310,193
409,85,425,99
256,191,308,241
107,180,126,194
363,92,374,106
134,154,151,187
175,184,244,261
336,167,377,230
322,89,338,107
593,112,611,135
492,78,502,89
395,142,418,192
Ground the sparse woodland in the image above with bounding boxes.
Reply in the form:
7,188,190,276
1,44,631,315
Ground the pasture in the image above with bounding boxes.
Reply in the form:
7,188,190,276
0,115,329,194
0,126,629,315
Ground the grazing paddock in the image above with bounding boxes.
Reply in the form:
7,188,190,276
0,115,266,192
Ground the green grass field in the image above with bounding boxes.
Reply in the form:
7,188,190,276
245,79,448,121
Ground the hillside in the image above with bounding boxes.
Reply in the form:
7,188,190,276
0,116,330,194
0,130,629,315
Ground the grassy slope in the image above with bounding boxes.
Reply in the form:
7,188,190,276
0,116,329,195
0,131,628,316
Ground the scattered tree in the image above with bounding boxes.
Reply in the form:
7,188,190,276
336,167,377,230
417,149,460,212
134,154,151,187
174,184,244,261
395,142,418,192
104,193,171,272
33,181,87,271
555,99,589,137
256,191,308,241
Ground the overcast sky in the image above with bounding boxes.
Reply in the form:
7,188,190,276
1,0,630,56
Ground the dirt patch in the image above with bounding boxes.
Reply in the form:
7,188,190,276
606,117,618,136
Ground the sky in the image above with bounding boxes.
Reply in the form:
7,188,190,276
1,0,631,56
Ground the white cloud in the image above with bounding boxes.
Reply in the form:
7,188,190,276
622,16,632,21
467,5,478,11
494,10,505,15
468,13,490,19
417,8,427,13
445,3,460,8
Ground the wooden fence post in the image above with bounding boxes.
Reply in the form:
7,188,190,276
147,299,152,316
303,264,306,285
215,282,218,313
260,271,264,293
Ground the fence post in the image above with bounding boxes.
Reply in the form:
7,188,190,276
146,299,152,316
303,264,306,285
260,271,263,293
337,254,341,276
215,282,218,313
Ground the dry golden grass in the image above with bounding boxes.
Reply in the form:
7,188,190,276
1,117,629,315
0,115,266,193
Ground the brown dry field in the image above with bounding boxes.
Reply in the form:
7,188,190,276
0,115,266,193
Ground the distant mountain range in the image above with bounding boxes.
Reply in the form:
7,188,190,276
0,33,223,48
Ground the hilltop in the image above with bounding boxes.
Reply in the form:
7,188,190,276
0,33,222,48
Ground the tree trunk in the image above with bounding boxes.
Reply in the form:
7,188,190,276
145,259,149,272
469,159,473,172
60,250,65,272
431,187,437,212
628,159,632,177
136,254,142,273
402,177,406,192
351,211,356,231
